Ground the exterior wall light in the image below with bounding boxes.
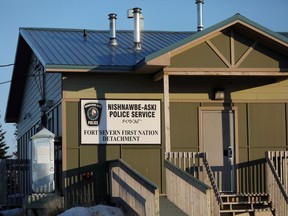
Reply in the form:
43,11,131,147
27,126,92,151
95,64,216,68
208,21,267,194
214,89,225,100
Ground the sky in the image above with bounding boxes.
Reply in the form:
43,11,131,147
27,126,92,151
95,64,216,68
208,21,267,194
0,0,288,154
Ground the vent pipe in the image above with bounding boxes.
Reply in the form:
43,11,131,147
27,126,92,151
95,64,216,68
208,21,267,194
108,13,117,46
196,0,204,31
133,7,142,50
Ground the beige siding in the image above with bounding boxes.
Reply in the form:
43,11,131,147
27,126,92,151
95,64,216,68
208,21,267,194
231,79,288,100
171,42,228,68
121,146,162,188
170,102,199,151
63,73,163,99
66,102,79,149
248,103,287,160
235,103,248,148
210,31,231,63
239,43,288,68
234,31,255,63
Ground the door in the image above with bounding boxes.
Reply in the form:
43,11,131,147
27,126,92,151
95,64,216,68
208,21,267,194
200,109,236,192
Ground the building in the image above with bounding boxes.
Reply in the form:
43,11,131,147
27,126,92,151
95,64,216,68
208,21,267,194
3,9,288,215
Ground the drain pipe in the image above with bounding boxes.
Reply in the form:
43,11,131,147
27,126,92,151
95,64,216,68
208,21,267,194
196,0,204,31
108,13,117,46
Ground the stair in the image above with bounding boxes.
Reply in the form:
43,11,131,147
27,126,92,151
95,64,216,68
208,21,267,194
203,158,223,207
219,193,275,216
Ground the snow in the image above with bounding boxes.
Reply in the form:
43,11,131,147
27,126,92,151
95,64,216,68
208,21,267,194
0,208,23,216
0,205,123,216
58,205,124,216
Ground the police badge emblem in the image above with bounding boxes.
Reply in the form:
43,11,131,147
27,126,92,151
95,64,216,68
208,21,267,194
84,103,102,126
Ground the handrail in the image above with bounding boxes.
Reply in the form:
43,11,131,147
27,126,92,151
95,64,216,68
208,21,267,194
109,159,159,216
202,153,223,208
267,151,288,192
164,160,217,216
266,158,288,200
266,151,288,216
165,152,223,209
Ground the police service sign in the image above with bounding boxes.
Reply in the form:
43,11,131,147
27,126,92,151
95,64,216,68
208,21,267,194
81,99,161,144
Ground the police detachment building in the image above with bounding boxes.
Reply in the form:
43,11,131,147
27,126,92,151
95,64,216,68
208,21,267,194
2,7,288,216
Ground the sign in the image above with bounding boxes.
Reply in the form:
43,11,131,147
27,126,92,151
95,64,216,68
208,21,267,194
81,99,161,144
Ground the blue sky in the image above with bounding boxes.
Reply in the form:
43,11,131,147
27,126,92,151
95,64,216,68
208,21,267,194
0,0,287,154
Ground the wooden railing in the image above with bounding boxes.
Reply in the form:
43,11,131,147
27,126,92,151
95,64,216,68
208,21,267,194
0,159,30,207
266,151,288,216
63,162,110,207
165,152,221,215
235,158,267,194
109,159,159,216
165,152,204,180
267,151,288,192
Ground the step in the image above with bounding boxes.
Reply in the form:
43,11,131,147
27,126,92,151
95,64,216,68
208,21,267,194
220,209,274,216
221,200,271,208
219,193,274,216
221,193,269,203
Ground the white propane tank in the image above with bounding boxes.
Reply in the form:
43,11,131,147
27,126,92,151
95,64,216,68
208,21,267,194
29,128,55,193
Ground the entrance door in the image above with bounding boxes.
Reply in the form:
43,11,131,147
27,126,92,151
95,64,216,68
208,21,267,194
200,109,236,192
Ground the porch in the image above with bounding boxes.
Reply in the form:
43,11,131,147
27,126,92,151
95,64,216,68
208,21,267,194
0,151,287,216
165,151,288,216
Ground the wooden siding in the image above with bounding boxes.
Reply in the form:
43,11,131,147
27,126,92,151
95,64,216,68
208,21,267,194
248,103,287,159
17,55,42,137
15,52,62,168
170,102,199,151
62,73,163,99
170,28,288,70
18,54,62,138
171,42,228,68
168,76,288,101
210,31,231,64
233,30,255,63
121,146,162,189
170,102,288,159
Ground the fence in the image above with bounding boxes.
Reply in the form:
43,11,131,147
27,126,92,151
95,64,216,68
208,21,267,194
0,159,30,207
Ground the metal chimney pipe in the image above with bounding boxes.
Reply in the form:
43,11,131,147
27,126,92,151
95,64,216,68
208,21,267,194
133,7,142,50
196,0,204,31
108,13,117,46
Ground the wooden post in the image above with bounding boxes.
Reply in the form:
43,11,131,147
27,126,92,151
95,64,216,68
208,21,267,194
163,73,171,153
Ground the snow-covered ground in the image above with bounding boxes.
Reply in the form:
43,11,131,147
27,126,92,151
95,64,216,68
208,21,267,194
0,205,123,216
58,205,123,216
0,208,23,216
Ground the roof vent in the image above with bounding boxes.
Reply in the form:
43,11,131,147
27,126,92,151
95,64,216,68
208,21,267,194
196,0,204,31
108,13,117,46
132,7,142,51
83,29,88,37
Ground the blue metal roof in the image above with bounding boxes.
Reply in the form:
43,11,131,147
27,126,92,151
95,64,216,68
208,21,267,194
6,14,288,122
20,28,194,70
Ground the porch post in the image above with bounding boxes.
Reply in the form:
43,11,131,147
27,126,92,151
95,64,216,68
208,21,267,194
163,73,171,152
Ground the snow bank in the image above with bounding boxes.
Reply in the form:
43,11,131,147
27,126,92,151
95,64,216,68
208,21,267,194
0,208,23,216
58,205,124,216
0,205,123,216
